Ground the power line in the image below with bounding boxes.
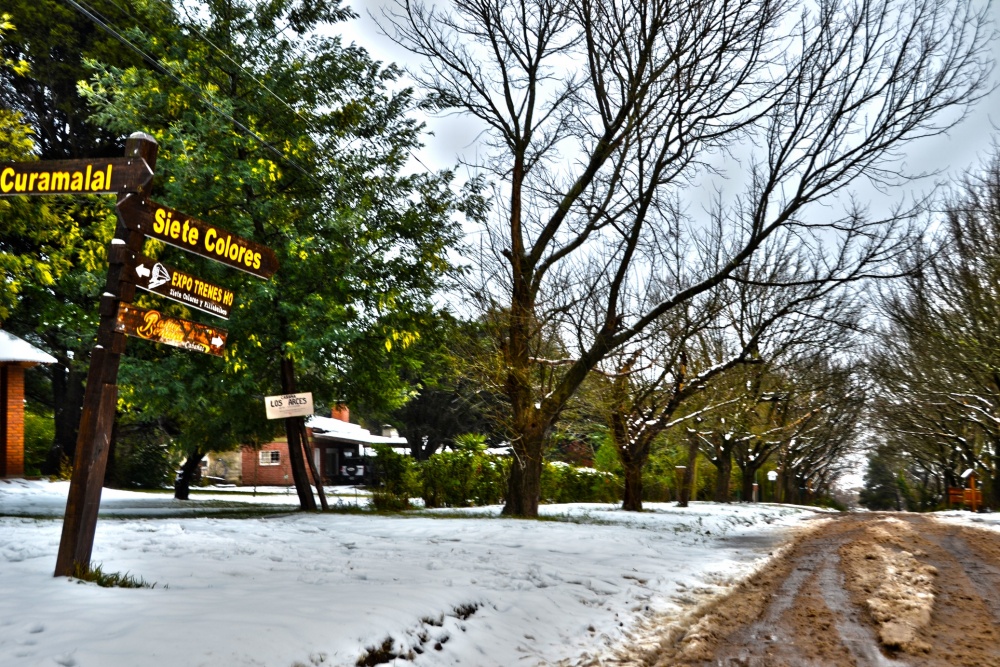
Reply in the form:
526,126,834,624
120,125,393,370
63,0,330,192
64,0,440,183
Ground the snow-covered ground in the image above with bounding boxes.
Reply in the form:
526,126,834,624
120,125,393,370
0,479,826,667
933,509,1000,531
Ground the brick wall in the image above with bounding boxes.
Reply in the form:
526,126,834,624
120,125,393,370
0,365,24,477
241,440,314,486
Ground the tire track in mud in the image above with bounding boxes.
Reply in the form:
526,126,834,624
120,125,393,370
584,513,1000,667
888,517,1000,667
704,518,901,667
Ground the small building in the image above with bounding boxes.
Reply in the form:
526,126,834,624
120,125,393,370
240,437,311,487
238,406,408,487
307,406,408,486
0,331,56,477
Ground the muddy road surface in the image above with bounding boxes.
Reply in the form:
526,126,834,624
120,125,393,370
600,513,1000,667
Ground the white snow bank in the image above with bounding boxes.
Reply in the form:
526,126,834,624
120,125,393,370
0,480,824,667
932,509,1000,532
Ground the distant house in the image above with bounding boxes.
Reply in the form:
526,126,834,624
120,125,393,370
0,331,56,478
238,405,408,487
307,405,408,485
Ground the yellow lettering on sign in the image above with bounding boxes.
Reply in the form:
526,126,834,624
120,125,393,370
136,310,160,339
0,163,115,194
52,172,70,191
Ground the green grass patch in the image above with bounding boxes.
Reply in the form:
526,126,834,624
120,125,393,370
72,562,159,589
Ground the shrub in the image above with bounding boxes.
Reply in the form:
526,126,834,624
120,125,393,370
23,410,54,476
370,443,418,511
540,461,621,504
420,445,509,508
107,430,173,489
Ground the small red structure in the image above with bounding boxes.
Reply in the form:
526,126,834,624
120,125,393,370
0,331,56,477
239,405,408,486
949,468,984,510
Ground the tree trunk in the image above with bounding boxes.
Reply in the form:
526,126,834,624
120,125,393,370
622,456,644,511
174,448,203,500
740,462,762,503
46,360,85,474
280,357,316,510
992,453,1000,509
713,453,733,503
504,422,543,516
677,434,699,507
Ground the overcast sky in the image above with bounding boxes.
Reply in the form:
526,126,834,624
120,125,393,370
339,0,1000,193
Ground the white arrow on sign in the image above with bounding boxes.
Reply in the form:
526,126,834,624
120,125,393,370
135,264,151,279
211,336,224,347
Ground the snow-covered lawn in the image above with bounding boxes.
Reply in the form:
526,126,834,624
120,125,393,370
0,479,826,667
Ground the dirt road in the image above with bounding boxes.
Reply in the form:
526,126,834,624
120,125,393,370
601,513,1000,667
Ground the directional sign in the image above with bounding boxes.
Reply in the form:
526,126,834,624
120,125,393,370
115,304,227,357
130,254,234,319
0,158,154,196
117,196,278,279
264,392,314,420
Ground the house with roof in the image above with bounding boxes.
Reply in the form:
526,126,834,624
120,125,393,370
236,405,408,487
0,331,56,477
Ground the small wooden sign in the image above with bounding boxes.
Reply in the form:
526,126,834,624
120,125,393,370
117,196,278,279
264,392,314,420
0,158,154,196
115,304,227,357
130,254,234,319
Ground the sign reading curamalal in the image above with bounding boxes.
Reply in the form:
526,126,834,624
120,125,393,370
0,158,154,196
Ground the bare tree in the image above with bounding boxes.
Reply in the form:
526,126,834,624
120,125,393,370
870,151,1000,508
384,0,992,515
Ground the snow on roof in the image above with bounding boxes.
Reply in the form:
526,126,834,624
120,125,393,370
306,415,408,447
0,330,56,364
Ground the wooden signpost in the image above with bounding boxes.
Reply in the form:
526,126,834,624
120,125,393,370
0,132,288,576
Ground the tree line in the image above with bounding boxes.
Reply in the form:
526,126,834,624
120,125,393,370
1,0,994,515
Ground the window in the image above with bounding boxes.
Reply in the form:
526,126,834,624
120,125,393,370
259,450,280,466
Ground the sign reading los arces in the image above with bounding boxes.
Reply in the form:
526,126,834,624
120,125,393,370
118,196,279,279
264,392,314,420
0,158,154,196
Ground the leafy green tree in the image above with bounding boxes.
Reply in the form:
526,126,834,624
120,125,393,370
1,1,168,471
77,0,471,504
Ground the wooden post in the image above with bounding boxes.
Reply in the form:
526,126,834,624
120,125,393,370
300,421,328,510
54,133,158,577
279,357,317,510
969,471,978,513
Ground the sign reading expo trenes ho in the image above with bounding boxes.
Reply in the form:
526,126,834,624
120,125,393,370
264,392,314,420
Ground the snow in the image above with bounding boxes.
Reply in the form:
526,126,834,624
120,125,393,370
933,509,1000,532
0,480,825,667
0,331,57,365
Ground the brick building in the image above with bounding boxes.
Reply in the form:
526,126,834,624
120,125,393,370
239,405,407,487
0,331,56,477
